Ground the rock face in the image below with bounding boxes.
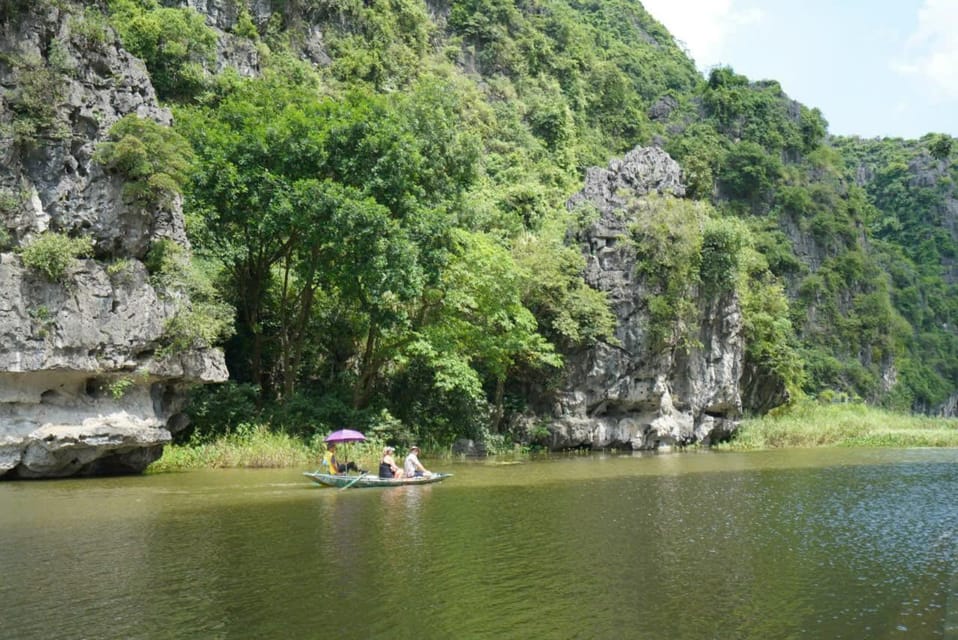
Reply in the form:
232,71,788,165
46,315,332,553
0,4,226,477
542,147,743,449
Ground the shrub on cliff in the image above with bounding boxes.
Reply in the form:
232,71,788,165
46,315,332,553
629,194,707,349
145,239,234,356
94,114,193,209
106,0,217,101
6,53,69,143
19,232,94,282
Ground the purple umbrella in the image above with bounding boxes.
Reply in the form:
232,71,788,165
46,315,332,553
323,430,367,476
324,429,366,443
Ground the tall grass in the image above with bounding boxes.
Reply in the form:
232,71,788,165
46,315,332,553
146,424,436,473
147,424,318,472
721,401,958,451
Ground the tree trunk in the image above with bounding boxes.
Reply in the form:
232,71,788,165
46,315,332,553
353,325,379,409
491,377,505,433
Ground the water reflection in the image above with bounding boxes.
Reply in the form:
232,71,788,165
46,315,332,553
0,450,956,639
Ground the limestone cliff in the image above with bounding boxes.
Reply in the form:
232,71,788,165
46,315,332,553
0,4,226,477
540,148,745,449
855,146,958,415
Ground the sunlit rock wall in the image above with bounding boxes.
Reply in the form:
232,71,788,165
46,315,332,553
541,147,744,450
0,3,226,478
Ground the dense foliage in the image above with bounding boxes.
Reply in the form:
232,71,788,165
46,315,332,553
832,135,958,411
57,0,955,443
93,113,194,208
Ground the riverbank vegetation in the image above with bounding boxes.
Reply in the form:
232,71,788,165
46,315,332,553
146,424,473,473
722,402,958,450
148,402,958,473
147,424,318,472
90,0,957,450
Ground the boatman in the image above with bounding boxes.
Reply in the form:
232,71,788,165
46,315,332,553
403,445,431,478
324,443,362,475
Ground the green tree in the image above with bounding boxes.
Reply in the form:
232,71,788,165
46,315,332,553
421,229,562,430
178,65,480,409
719,141,782,204
512,216,616,350
928,134,952,161
176,68,333,399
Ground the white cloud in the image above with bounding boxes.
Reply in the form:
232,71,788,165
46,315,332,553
892,0,958,101
640,0,763,67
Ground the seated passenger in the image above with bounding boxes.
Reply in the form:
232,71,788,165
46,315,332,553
379,446,403,479
403,445,431,478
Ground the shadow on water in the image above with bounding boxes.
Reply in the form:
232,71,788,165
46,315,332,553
1,448,956,639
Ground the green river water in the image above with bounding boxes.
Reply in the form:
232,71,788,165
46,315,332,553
1,448,956,639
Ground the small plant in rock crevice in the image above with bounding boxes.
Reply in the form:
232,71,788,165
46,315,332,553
107,377,134,399
28,304,56,338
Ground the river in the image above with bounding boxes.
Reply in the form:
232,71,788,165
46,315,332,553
1,448,956,639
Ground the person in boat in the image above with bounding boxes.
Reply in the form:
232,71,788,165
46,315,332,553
403,445,431,478
324,443,362,475
379,446,403,479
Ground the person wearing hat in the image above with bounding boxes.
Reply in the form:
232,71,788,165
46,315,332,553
324,443,363,475
379,446,402,479
403,445,431,478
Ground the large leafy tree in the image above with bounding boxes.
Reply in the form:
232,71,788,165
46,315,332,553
417,229,563,430
176,67,323,399
177,62,482,410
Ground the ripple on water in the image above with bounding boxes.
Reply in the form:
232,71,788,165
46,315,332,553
1,451,956,639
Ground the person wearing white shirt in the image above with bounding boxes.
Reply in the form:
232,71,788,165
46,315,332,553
403,445,430,478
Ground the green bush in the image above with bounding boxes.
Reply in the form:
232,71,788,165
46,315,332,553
94,114,194,208
181,381,261,443
143,237,184,280
7,54,68,142
927,134,952,161
106,0,217,101
233,9,259,40
0,187,21,216
19,232,94,282
629,195,707,348
718,140,782,202
69,6,113,51
700,217,746,291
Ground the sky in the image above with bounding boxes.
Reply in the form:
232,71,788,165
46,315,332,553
639,0,958,139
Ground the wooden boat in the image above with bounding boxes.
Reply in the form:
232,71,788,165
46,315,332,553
303,471,453,488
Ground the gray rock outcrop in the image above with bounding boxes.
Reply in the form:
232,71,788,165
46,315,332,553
0,3,226,478
540,147,743,449
170,0,327,71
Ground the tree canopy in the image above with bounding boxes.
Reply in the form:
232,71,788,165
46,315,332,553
80,0,958,440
